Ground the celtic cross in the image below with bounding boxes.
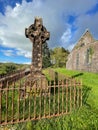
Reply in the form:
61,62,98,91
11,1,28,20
25,17,50,73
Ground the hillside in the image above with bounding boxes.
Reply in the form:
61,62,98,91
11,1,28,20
0,62,29,75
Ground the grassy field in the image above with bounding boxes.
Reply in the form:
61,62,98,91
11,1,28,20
20,68,98,130
1,68,98,130
52,68,98,108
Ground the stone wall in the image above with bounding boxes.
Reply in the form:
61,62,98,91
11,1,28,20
66,30,98,73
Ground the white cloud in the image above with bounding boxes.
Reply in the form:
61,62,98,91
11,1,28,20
1,49,14,56
61,28,72,46
68,13,98,47
0,0,98,55
16,49,32,58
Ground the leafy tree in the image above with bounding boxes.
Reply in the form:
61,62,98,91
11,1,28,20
5,63,16,73
50,47,70,68
42,42,51,68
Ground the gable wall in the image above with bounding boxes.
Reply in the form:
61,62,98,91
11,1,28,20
66,31,98,73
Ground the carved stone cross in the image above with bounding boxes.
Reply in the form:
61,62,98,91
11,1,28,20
25,17,50,73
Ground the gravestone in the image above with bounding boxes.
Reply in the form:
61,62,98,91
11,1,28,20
25,17,50,74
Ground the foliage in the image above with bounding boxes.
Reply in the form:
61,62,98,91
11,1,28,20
5,63,16,73
42,106,98,130
10,106,98,130
0,63,28,75
89,46,94,56
42,42,51,68
50,47,69,67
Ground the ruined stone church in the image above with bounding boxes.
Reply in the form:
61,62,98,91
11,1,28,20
66,29,98,73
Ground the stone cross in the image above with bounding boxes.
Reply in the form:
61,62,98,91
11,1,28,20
25,17,50,73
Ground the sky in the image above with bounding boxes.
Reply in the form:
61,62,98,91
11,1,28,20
0,0,98,64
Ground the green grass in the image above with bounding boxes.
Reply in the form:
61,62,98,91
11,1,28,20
1,68,98,130
51,68,98,108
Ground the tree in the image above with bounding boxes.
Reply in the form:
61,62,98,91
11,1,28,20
50,47,70,68
42,42,51,68
5,63,16,73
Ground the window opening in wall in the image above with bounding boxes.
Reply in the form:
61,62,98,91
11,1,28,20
76,53,79,70
86,48,91,64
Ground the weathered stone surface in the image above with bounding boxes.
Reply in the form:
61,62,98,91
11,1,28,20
66,29,98,73
25,17,50,73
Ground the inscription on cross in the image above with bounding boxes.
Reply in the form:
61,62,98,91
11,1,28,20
25,17,50,73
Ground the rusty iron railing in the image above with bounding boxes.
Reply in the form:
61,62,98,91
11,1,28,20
0,68,30,88
0,71,82,126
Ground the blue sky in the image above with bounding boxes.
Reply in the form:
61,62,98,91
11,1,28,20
0,0,98,64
